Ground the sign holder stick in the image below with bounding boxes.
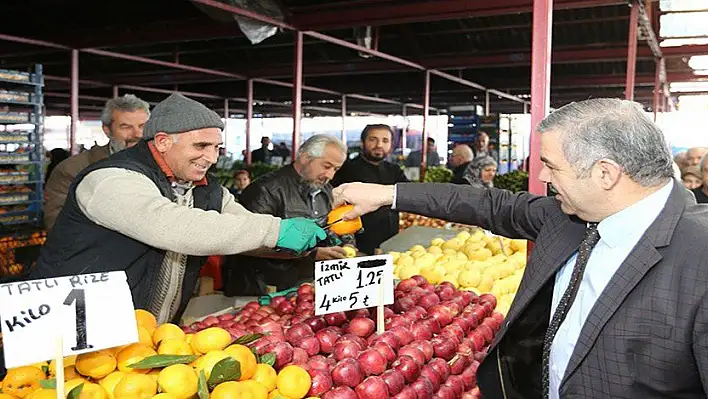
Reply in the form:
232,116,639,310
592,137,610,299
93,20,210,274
376,279,385,334
54,336,64,399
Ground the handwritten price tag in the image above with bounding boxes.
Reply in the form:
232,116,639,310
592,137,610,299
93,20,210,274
314,254,394,316
0,271,138,368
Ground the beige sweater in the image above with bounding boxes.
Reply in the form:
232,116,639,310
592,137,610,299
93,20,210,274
75,168,281,255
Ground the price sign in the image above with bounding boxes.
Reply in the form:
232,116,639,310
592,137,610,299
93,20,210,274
0,271,138,368
314,254,394,316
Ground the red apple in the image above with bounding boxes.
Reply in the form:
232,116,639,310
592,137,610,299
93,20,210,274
304,316,327,332
371,341,396,365
243,301,260,311
411,322,434,341
297,292,315,304
391,355,421,384
316,328,342,354
461,361,480,391
449,354,470,375
322,386,358,399
297,336,321,357
392,386,417,399
411,376,435,399
181,326,195,334
286,323,314,344
307,355,332,372
441,324,465,345
370,332,402,352
268,342,294,370
434,385,456,399
467,331,486,352
470,305,487,324
292,347,308,365
333,340,361,361
271,296,287,308
418,293,441,310
450,317,471,334
346,317,375,338
435,285,455,301
389,326,414,346
445,375,465,397
297,283,314,295
396,278,419,292
492,311,505,324
393,297,416,313
474,348,487,363
431,336,457,361
479,293,497,309
339,334,367,349
325,312,348,326
381,369,405,396
411,275,427,285
429,305,455,327
355,376,388,399
202,316,219,327
277,301,295,315
218,313,235,321
308,369,333,397
331,358,364,388
406,306,429,321
398,345,426,366
429,358,451,381
357,349,387,376
420,365,442,391
476,324,494,344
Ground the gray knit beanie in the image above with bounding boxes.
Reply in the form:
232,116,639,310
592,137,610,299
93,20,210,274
142,93,224,140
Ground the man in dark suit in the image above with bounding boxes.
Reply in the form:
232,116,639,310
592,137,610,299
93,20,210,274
332,98,708,398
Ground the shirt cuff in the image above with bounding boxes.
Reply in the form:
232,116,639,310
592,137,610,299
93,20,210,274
392,184,398,210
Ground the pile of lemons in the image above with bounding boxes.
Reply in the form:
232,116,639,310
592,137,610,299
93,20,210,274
390,229,528,316
0,310,314,399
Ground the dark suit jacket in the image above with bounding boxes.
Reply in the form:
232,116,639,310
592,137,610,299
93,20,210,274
396,181,708,398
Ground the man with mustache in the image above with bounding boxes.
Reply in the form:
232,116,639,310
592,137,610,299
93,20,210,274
33,94,326,323
223,134,353,295
44,94,150,230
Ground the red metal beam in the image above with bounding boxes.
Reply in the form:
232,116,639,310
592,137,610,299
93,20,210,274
529,0,553,196
626,3,639,100
246,79,253,166
291,0,624,30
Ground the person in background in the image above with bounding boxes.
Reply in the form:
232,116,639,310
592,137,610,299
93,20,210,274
44,94,150,230
33,93,325,324
251,136,272,164
228,169,251,201
332,124,409,255
674,151,688,170
276,142,291,160
44,148,69,183
681,165,702,190
692,154,708,203
449,144,475,184
405,137,441,167
224,134,352,295
473,131,499,161
685,147,708,167
333,98,708,398
462,155,497,188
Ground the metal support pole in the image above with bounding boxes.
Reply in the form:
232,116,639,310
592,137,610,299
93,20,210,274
626,3,639,100
528,0,553,195
341,95,347,144
653,60,660,122
246,79,253,166
292,31,303,155
223,98,229,148
401,105,408,151
70,49,79,155
112,86,119,98
421,70,431,182
523,102,528,114
485,91,491,116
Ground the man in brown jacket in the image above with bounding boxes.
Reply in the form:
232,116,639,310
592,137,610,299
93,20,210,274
43,94,150,229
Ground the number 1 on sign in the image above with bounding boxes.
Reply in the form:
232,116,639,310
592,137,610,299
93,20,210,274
63,289,93,351
356,269,383,289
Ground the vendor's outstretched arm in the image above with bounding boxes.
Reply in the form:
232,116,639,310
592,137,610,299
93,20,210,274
395,183,557,240
76,168,281,256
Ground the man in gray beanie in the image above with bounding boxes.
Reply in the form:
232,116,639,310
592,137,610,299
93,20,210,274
32,93,326,323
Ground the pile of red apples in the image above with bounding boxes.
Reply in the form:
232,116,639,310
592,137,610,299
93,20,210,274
183,276,504,399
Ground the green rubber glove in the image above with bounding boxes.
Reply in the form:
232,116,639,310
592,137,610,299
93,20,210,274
277,217,327,253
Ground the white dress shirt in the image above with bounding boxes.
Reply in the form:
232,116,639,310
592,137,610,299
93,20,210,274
548,180,673,398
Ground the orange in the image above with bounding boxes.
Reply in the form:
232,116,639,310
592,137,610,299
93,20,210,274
98,371,126,399
239,381,268,399
134,310,157,334
112,374,156,399
25,389,56,399
327,204,362,236
151,324,184,346
157,339,193,356
211,381,266,399
250,364,277,392
190,327,231,354
137,326,154,349
275,365,310,399
0,394,17,399
224,344,257,381
192,350,230,380
75,350,117,379
72,382,108,399
116,344,157,373
2,366,46,398
156,365,197,399
268,390,294,399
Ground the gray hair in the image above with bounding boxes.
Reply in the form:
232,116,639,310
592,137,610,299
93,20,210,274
297,134,347,160
699,153,708,174
537,98,673,187
464,155,497,188
100,94,150,127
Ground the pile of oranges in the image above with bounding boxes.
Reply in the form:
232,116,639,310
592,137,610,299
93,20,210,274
0,310,315,399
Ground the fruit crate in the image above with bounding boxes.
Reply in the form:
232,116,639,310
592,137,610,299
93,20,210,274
0,171,30,184
0,131,32,144
0,191,31,205
0,229,46,282
0,152,31,163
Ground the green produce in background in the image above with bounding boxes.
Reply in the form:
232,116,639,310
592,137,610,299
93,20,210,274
424,166,453,183
493,170,529,193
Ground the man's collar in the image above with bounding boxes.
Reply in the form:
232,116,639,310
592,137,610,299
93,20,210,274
147,141,208,186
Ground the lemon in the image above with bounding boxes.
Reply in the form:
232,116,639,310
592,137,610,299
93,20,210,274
113,374,157,399
76,350,117,379
98,371,126,399
157,338,193,356
190,327,231,354
250,364,277,392
458,267,482,288
193,350,230,379
157,364,197,399
276,365,311,399
153,394,179,399
152,324,185,346
430,237,445,247
224,345,257,380
26,389,56,399
420,266,443,285
397,264,420,280
137,326,154,348
134,310,157,334
116,344,157,373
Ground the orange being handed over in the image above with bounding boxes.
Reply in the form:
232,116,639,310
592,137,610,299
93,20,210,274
134,310,157,334
250,364,277,392
156,364,198,399
76,350,117,379
2,366,47,398
151,323,184,346
157,339,193,356
112,373,157,399
116,343,157,373
275,365,311,399
327,204,362,236
224,344,257,380
190,327,231,354
98,371,126,399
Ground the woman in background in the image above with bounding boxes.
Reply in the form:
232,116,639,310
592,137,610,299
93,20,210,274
463,155,497,189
